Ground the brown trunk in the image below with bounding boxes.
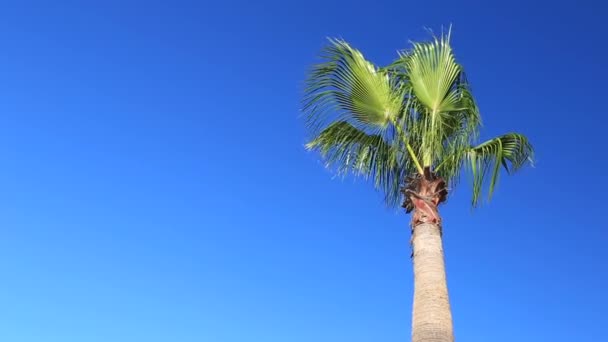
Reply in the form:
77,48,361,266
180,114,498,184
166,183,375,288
402,168,454,342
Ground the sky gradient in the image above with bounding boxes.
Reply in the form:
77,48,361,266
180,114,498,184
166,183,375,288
0,1,606,341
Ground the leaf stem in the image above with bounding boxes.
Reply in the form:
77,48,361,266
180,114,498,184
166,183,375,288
390,117,424,175
407,143,424,175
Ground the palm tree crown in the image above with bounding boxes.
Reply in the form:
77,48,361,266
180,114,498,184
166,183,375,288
303,32,533,208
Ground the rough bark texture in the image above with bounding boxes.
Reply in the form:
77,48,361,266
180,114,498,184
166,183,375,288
411,222,453,342
402,168,454,342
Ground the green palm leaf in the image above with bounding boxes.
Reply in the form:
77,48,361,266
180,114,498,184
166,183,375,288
303,39,404,133
468,133,534,205
306,121,414,207
403,33,460,114
387,32,481,167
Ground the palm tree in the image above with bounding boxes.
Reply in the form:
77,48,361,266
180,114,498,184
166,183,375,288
302,31,533,342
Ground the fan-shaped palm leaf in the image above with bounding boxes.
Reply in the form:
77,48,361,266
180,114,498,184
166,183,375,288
303,39,405,134
388,33,481,167
403,33,460,114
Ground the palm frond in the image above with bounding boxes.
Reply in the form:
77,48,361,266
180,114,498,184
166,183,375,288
402,32,460,114
306,121,414,207
303,39,404,134
388,32,481,168
467,133,534,205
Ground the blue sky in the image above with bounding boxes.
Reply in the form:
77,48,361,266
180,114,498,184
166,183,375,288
0,1,606,341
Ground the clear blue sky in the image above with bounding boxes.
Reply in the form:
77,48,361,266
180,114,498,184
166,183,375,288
0,1,606,341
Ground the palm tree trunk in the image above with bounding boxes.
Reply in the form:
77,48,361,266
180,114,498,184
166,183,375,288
402,168,454,342
411,222,453,342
